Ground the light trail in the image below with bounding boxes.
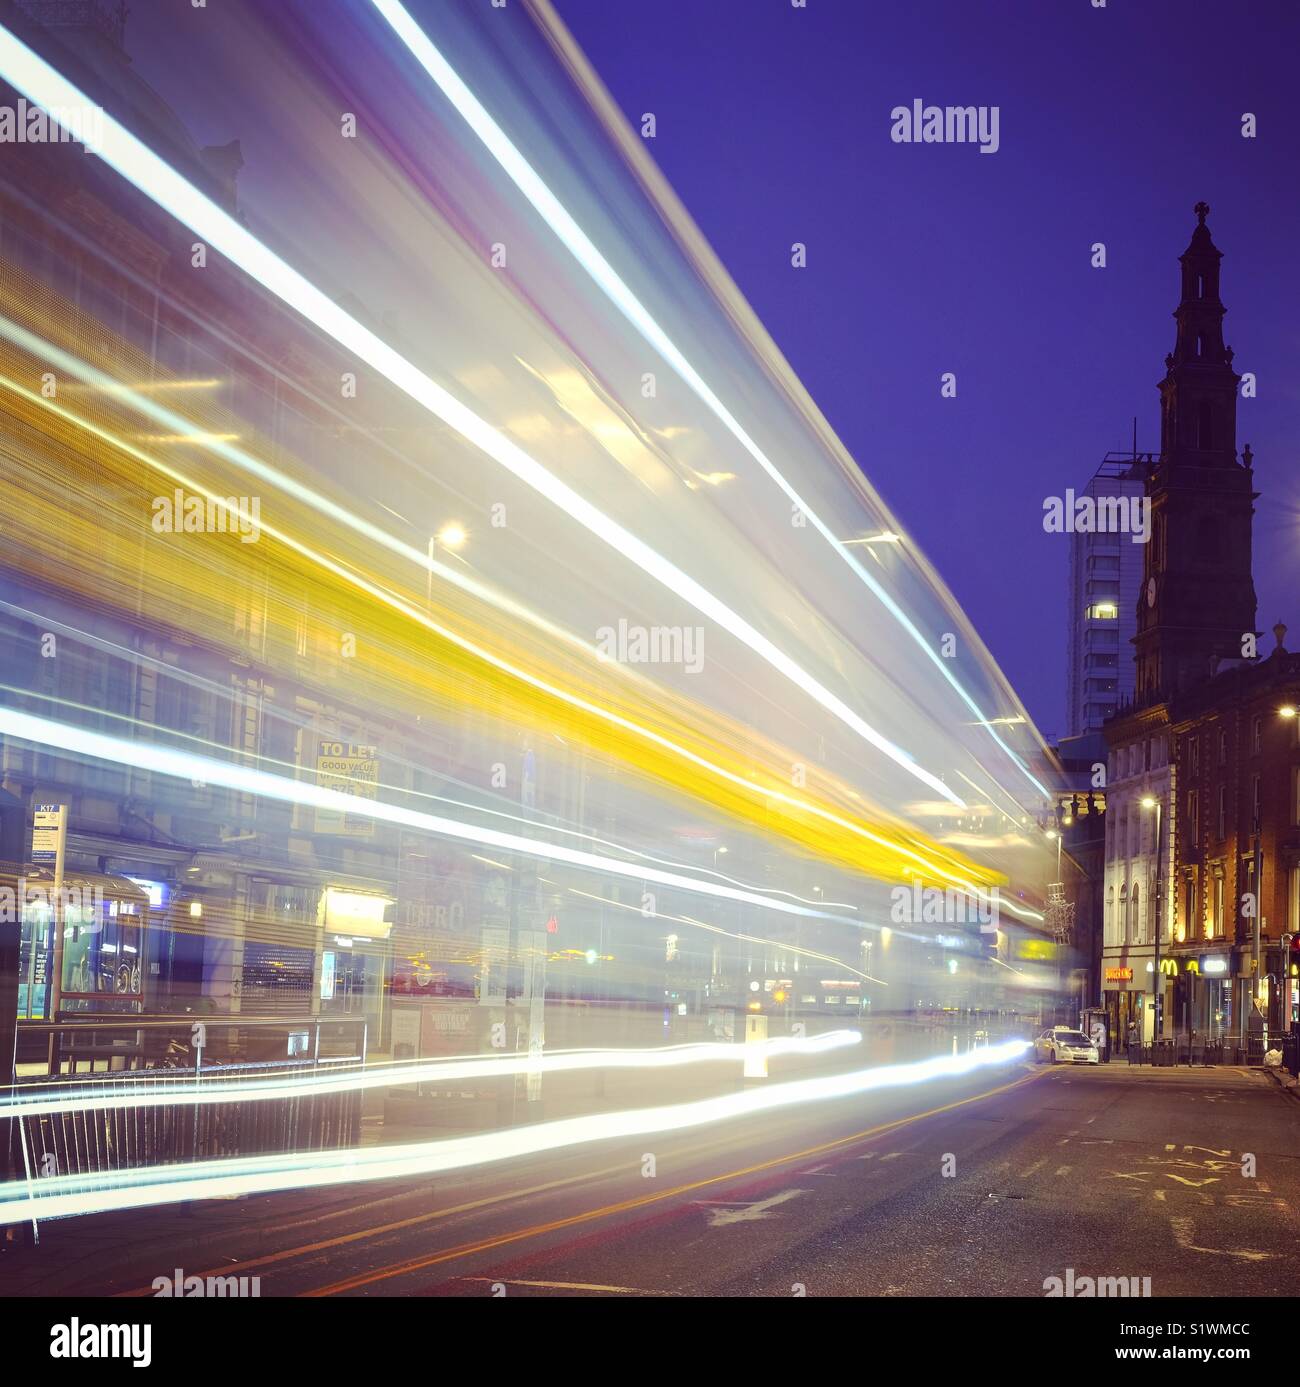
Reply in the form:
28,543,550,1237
561,886,891,981
371,0,1050,803
0,705,847,922
0,1031,863,1121
0,1041,1030,1223
0,325,991,894
0,24,963,809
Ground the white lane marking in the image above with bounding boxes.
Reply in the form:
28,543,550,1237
1054,1166,1072,1177
696,1188,809,1227
879,1152,903,1162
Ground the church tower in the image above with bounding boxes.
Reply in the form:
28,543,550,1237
1134,203,1258,702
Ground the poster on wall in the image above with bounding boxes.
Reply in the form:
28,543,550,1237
313,740,378,836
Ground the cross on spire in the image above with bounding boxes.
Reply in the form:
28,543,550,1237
1194,200,1210,225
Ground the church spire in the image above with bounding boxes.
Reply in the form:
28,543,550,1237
1134,204,1258,703
1157,202,1240,464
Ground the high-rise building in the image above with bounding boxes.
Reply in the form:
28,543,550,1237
1065,454,1148,736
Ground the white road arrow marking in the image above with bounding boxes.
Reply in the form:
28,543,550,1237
697,1188,809,1227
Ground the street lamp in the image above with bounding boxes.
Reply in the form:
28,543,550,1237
1141,794,1163,1043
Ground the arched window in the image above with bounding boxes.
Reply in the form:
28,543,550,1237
1119,884,1129,942
1132,884,1142,943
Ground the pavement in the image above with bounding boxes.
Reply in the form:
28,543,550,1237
3,1054,1298,1298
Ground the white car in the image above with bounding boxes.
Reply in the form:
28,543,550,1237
1034,1027,1100,1065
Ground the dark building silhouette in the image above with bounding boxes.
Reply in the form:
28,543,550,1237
1135,202,1258,703
1103,204,1295,1052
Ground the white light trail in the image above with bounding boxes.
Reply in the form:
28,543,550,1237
0,1031,862,1121
0,345,965,895
371,0,1048,803
0,1041,1030,1223
0,706,841,921
0,24,961,808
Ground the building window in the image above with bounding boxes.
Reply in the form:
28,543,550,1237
1086,602,1119,621
1212,875,1225,939
1217,785,1227,840
1187,789,1199,836
1252,717,1262,755
1119,884,1129,943
1252,775,1261,833
1219,729,1228,765
1190,739,1200,776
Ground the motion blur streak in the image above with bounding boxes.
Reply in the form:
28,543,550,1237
0,1031,863,1120
0,1042,1029,1223
0,707,843,920
375,0,1048,801
0,278,995,888
0,23,963,807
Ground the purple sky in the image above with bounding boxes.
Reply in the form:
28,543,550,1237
552,0,1300,736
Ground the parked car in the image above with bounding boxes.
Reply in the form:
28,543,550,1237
1034,1027,1100,1065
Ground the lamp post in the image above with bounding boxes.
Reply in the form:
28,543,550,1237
1141,795,1163,1044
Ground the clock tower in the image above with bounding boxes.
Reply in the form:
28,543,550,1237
1134,203,1258,703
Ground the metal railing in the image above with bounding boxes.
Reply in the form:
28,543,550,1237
1124,1032,1265,1066
5,1015,367,1186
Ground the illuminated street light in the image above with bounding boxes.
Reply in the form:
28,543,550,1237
1140,794,1164,1039
436,521,468,549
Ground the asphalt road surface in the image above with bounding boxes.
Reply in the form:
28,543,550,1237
5,1059,1298,1298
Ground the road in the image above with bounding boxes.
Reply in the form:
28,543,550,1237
5,1059,1299,1298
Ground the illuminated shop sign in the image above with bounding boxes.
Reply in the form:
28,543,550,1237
320,888,393,939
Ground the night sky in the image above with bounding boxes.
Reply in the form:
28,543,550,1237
551,0,1300,737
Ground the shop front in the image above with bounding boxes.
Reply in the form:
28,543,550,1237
1101,955,1151,1050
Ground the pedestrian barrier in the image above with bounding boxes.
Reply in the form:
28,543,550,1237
5,1015,367,1185
1127,1035,1256,1067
